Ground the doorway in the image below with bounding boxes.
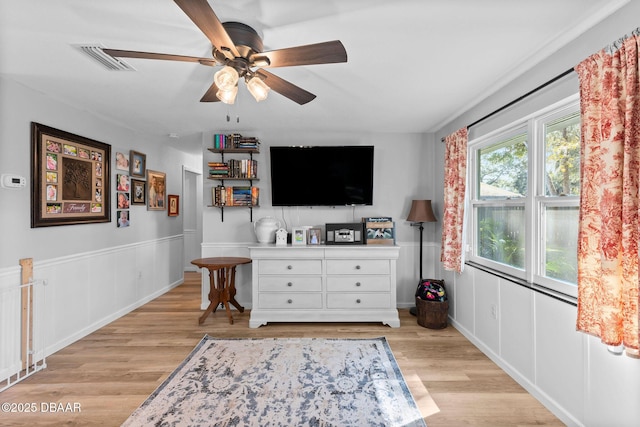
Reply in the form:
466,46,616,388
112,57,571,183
182,166,202,271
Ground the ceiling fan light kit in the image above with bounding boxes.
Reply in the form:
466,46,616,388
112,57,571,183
102,0,348,105
246,75,270,102
216,85,238,104
214,66,239,91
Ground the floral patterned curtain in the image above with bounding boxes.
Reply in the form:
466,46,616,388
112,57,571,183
575,28,640,357
440,127,468,273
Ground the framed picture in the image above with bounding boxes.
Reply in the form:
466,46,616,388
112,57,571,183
131,179,146,205
115,151,129,171
168,195,179,217
129,150,146,178
307,228,322,245
147,169,166,210
117,210,130,228
116,173,130,192
117,192,130,209
31,122,111,228
292,227,307,246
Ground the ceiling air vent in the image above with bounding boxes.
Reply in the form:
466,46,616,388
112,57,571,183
73,44,136,71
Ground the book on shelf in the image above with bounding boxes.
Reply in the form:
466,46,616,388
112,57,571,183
212,185,259,207
362,217,395,245
212,133,260,150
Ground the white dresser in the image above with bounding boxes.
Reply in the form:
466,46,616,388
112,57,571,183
248,244,400,328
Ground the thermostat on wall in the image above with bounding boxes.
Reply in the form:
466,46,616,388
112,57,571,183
1,174,26,189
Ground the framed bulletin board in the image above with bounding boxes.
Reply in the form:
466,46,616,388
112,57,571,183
31,122,111,227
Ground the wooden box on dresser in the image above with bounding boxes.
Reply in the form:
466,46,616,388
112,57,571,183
248,244,400,328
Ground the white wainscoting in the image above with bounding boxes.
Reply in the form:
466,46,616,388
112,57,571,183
0,235,185,384
183,228,199,272
442,263,640,427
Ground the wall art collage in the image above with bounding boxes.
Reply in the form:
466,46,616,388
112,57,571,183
31,122,176,229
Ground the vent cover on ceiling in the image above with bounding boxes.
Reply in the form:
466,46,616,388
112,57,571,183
73,44,136,71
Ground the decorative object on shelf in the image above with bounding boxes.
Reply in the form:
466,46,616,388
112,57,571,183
104,0,347,106
30,122,111,228
254,217,282,243
168,194,179,217
146,170,166,211
275,228,288,246
325,222,365,245
292,227,307,246
363,217,395,245
129,150,146,178
307,228,322,245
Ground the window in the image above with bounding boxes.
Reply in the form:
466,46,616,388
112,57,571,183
469,97,580,297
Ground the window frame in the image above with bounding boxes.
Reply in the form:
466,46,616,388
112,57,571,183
467,95,580,298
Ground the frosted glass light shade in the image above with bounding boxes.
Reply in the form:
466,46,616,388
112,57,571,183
247,76,270,102
216,85,238,104
214,66,239,91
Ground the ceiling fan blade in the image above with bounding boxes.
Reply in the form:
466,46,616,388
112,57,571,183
103,49,217,66
256,40,347,68
255,69,316,105
173,0,240,59
200,81,222,102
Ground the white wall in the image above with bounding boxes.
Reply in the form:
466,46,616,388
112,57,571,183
198,130,441,309
0,77,198,382
433,2,640,425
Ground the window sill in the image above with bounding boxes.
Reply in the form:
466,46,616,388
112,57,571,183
465,261,577,307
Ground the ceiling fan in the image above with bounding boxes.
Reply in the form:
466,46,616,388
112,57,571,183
104,0,347,105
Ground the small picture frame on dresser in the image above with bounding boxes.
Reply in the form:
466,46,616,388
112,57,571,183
292,227,307,245
307,228,322,245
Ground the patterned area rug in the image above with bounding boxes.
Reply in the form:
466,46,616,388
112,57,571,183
123,335,426,426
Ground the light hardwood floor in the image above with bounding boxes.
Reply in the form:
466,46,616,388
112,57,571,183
0,272,564,426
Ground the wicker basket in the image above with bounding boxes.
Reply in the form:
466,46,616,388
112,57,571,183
416,297,449,329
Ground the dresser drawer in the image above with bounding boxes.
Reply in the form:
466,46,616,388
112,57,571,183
259,276,322,292
258,293,322,309
259,259,322,275
326,259,389,275
326,293,391,309
326,276,390,292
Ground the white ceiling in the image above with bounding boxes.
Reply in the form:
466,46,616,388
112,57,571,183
0,0,626,141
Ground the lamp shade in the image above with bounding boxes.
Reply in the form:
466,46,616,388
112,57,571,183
214,66,239,91
216,85,238,105
247,75,270,102
407,199,436,223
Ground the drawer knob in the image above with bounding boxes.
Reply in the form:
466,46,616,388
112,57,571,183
355,265,361,270
356,299,361,304
355,282,361,287
287,265,293,270
287,299,293,304
287,282,293,287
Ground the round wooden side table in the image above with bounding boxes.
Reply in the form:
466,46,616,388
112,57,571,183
190,257,252,325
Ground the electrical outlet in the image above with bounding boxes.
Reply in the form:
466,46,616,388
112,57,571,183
490,304,498,320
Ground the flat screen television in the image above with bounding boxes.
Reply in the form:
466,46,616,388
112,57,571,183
270,145,374,206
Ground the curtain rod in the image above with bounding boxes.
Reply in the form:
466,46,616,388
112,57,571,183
441,67,575,141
